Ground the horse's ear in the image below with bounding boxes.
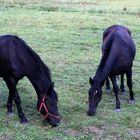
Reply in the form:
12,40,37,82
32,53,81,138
89,77,93,85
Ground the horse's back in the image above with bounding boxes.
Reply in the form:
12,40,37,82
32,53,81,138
103,25,131,41
0,35,36,78
111,26,135,61
103,25,135,57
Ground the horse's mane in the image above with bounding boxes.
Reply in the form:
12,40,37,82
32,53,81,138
16,36,52,81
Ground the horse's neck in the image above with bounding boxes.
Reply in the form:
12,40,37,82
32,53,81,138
95,48,117,83
27,72,51,99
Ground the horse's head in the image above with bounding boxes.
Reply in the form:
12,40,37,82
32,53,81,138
87,77,102,116
37,83,60,127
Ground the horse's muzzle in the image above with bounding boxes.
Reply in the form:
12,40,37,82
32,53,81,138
87,110,96,116
47,116,60,127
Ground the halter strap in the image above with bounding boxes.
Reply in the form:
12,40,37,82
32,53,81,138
39,95,60,119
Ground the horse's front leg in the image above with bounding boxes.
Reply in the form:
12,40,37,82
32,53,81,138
4,77,28,124
110,76,121,112
7,92,14,116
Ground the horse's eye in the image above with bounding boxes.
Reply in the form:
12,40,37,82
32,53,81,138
94,90,98,96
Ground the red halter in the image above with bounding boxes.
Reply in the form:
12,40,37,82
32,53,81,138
39,95,60,119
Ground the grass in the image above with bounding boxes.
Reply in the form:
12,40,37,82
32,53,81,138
0,0,140,139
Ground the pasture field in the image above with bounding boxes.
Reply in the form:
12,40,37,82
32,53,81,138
0,0,140,139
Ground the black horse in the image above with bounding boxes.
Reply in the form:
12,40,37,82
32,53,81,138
0,35,60,126
88,25,136,116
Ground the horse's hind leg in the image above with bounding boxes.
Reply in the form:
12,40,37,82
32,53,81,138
110,76,120,112
105,77,111,93
4,77,28,124
120,74,126,94
126,70,135,103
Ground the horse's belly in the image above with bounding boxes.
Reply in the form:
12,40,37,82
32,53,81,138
0,60,24,79
110,64,131,76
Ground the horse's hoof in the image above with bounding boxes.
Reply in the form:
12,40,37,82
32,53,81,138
115,109,121,112
128,99,135,104
22,122,29,126
7,112,14,117
20,118,29,125
21,121,29,126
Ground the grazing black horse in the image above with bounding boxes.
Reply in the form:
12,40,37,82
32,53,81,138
88,25,136,116
0,35,60,126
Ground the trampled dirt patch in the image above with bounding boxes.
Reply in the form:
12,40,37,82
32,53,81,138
127,128,140,138
82,125,104,138
64,128,80,137
0,134,13,140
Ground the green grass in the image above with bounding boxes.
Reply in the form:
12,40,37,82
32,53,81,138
0,0,140,139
